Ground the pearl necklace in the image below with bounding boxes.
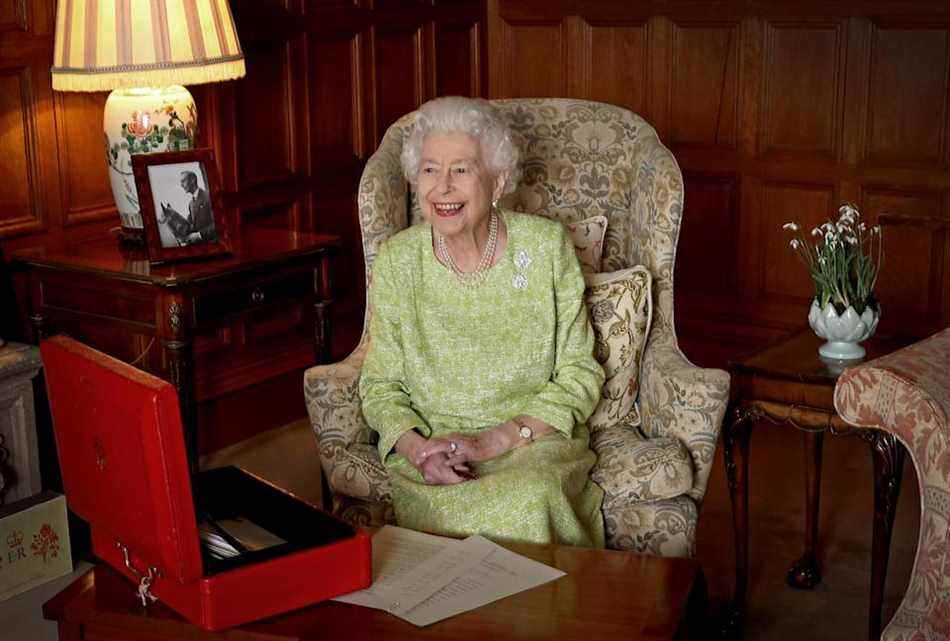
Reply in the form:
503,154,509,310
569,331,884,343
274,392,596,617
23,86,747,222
436,211,499,287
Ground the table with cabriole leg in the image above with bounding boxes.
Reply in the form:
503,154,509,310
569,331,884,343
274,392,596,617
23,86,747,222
722,329,908,641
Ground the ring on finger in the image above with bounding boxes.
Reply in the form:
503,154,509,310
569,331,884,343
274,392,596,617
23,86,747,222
449,441,458,454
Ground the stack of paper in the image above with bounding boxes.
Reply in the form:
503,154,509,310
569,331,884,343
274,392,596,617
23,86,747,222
333,526,565,627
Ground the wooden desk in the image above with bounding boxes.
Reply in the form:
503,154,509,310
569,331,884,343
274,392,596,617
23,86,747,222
722,329,907,641
11,230,340,462
44,546,704,641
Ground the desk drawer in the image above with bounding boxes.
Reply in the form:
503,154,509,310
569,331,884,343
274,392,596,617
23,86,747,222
193,271,313,326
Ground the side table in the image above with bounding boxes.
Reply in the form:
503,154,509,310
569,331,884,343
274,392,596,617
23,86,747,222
11,229,340,467
0,342,43,505
723,329,907,641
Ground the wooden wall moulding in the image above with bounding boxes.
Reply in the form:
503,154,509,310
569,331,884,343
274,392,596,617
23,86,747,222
51,91,115,228
760,20,845,161
0,1,28,34
669,21,740,150
0,65,45,238
864,21,950,167
489,0,950,353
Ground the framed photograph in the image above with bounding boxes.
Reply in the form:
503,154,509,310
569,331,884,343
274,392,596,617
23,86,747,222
132,149,231,265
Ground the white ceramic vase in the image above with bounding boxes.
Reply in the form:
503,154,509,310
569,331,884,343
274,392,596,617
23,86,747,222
103,86,197,231
808,299,880,360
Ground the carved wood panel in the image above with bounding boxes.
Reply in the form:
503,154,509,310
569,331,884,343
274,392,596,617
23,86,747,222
435,22,481,97
0,1,27,33
498,21,564,98
54,91,115,225
237,40,299,188
762,21,844,159
670,22,739,149
310,33,362,168
375,25,425,143
863,187,943,334
0,66,43,237
677,172,739,300
588,21,648,114
865,24,949,166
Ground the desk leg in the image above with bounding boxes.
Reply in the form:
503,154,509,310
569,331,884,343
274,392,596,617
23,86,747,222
159,296,197,472
788,430,824,589
723,401,757,635
865,430,904,641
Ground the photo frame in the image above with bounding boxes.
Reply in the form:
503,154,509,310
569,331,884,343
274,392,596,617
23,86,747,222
132,149,232,266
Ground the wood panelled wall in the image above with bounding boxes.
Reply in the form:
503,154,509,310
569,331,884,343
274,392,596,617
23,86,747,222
0,0,486,353
488,0,950,347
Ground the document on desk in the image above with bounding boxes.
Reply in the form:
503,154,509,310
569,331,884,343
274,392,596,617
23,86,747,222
332,525,565,627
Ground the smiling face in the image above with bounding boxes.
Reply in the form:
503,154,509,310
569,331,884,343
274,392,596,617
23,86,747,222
417,132,505,242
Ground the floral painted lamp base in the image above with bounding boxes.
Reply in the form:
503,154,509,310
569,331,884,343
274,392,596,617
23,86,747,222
104,86,196,242
808,300,880,360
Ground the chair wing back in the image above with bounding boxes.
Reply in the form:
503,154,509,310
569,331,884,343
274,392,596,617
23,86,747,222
356,99,685,347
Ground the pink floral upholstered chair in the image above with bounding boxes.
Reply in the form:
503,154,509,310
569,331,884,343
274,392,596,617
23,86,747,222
304,99,730,557
835,327,950,641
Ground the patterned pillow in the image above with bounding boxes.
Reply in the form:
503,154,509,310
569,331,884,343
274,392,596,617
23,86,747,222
565,215,608,273
590,427,694,504
584,266,652,432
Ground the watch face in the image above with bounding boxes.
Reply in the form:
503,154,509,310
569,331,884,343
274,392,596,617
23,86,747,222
519,425,532,440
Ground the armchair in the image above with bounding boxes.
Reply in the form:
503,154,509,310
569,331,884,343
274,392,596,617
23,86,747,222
304,99,730,557
835,327,950,641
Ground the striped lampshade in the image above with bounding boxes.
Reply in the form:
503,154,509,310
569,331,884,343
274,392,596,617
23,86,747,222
52,0,245,92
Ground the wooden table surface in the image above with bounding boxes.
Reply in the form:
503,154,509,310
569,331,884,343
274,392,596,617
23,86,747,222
44,542,702,641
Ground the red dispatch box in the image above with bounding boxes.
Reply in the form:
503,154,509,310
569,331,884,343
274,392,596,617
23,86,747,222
39,335,371,631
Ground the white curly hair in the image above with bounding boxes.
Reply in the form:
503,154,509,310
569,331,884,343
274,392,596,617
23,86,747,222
401,96,521,197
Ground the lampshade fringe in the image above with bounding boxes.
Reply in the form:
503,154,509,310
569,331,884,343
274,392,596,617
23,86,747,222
52,59,246,92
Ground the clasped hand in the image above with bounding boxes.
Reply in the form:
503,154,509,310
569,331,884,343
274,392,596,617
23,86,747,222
396,429,503,486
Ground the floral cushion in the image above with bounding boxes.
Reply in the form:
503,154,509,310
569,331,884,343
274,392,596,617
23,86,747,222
564,215,608,273
590,426,694,504
584,266,652,432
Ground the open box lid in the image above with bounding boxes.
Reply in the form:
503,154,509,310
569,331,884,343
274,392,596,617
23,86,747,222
41,335,203,584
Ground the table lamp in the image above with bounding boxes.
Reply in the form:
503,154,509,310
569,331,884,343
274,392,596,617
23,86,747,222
51,0,245,242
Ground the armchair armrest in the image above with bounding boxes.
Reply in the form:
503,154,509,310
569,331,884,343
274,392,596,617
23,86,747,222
303,341,392,503
834,327,950,641
638,332,730,503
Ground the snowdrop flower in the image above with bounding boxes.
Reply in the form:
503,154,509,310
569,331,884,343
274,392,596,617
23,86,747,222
858,222,866,232
846,236,858,245
871,225,881,235
811,227,822,237
839,203,859,220
790,238,801,249
783,222,800,231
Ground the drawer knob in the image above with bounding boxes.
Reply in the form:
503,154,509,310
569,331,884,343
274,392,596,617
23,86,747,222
251,287,265,304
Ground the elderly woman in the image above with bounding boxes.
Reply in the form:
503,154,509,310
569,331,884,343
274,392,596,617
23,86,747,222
359,96,605,547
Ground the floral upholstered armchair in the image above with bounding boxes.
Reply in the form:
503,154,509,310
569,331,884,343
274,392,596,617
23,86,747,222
835,327,950,641
304,99,730,557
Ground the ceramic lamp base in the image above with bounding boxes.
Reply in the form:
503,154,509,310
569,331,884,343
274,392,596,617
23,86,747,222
104,86,197,233
818,340,866,361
